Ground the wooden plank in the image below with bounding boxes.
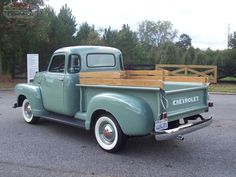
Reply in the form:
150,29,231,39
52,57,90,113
128,76,164,80
203,68,215,74
164,76,208,83
189,65,216,69
80,71,127,79
187,68,208,77
80,78,164,88
156,64,186,68
170,68,186,75
163,70,169,76
157,64,216,69
213,66,217,83
126,70,168,76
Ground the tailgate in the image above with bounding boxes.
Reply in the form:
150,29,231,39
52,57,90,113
164,85,208,121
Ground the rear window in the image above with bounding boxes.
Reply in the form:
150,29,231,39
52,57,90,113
68,54,81,73
87,54,115,67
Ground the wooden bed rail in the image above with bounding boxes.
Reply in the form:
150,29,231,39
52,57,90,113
80,70,209,88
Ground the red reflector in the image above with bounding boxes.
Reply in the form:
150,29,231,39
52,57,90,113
161,112,167,119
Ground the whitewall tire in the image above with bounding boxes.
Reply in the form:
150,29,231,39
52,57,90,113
95,114,126,153
22,99,39,124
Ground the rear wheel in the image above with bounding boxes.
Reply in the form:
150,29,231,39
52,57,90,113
94,114,126,153
22,99,39,124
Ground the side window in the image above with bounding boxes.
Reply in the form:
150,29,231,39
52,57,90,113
87,54,115,67
49,55,65,73
68,54,81,74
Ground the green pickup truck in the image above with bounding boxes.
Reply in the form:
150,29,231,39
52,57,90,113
14,46,213,152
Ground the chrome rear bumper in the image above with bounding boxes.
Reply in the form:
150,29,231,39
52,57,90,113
154,117,212,141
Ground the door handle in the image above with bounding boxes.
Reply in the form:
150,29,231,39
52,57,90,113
58,77,64,81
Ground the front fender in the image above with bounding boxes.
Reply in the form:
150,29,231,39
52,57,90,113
15,83,47,116
87,93,154,136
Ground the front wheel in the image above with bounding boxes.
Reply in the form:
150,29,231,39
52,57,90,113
94,114,126,153
22,99,39,124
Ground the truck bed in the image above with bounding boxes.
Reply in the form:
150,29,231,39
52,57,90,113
78,70,209,123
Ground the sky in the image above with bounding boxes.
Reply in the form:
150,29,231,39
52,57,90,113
46,0,236,50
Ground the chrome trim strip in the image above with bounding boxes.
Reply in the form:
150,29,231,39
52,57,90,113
76,84,161,91
165,86,208,95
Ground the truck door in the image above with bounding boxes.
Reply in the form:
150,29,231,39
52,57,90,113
62,54,81,116
41,54,66,114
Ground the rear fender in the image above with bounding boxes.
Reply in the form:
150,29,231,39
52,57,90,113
15,83,47,116
86,93,154,136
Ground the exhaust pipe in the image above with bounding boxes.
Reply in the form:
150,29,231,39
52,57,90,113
176,135,184,141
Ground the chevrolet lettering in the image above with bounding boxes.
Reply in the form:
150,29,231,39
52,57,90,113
172,96,199,106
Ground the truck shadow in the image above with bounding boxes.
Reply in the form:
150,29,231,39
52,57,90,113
38,119,94,140
38,119,193,158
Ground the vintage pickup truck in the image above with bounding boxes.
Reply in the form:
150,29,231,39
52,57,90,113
14,46,213,152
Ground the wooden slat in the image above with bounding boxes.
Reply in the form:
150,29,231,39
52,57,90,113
126,70,168,76
189,65,217,69
128,76,164,80
213,66,217,83
80,78,164,88
163,70,169,76
187,68,208,77
156,64,187,68
169,68,186,75
80,71,126,79
156,64,217,83
203,68,215,74
157,64,216,69
164,76,208,83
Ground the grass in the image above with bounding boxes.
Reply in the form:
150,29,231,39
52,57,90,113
0,74,26,89
0,80,26,89
209,83,236,93
219,77,236,82
0,82,17,89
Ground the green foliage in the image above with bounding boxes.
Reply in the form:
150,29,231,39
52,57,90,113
0,0,46,73
229,32,236,49
0,3,235,79
155,42,177,64
176,33,192,49
102,25,148,64
183,47,195,64
112,24,141,64
193,51,207,65
75,23,101,45
57,4,77,46
138,20,177,47
220,49,236,76
102,27,118,46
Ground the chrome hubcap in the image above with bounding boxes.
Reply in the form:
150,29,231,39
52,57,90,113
99,123,115,145
24,102,32,119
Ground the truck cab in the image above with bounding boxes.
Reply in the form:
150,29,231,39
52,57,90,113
37,46,123,116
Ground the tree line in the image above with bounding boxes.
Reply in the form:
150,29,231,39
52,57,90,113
0,1,235,78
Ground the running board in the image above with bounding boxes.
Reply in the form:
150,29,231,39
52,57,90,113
40,113,86,129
